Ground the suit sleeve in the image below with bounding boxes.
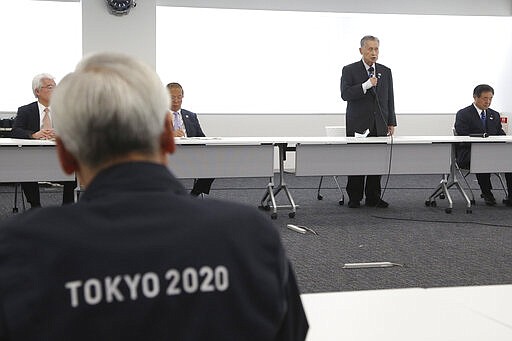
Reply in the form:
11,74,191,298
386,70,396,126
340,65,366,102
454,109,472,168
11,107,35,139
491,110,506,136
190,115,205,137
454,109,473,136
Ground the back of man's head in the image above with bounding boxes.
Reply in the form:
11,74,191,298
51,53,170,169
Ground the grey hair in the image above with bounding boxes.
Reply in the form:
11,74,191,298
32,73,55,97
360,35,379,48
51,52,170,168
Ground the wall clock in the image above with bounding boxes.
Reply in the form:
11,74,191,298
106,0,136,16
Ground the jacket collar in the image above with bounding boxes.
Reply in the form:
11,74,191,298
80,162,187,201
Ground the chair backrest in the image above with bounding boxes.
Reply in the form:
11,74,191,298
0,118,13,128
0,118,14,138
325,125,346,137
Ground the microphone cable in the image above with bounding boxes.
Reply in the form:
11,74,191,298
372,214,512,229
370,73,393,204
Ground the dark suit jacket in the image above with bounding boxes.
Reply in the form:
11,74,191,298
0,162,308,340
181,109,205,137
12,101,41,139
454,104,504,168
341,60,396,136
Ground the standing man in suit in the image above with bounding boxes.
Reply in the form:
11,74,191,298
454,84,512,206
340,35,397,208
167,82,214,197
0,52,308,339
11,73,75,207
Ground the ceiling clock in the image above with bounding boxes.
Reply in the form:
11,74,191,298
106,0,136,16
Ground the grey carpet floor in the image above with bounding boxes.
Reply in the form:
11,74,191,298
1,173,511,294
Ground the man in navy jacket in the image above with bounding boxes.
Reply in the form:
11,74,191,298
0,53,308,340
167,82,215,196
11,73,75,207
455,84,512,206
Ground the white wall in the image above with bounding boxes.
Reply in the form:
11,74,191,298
82,0,156,68
154,7,512,137
155,8,512,114
3,0,511,138
35,0,512,15
195,113,459,137
157,0,512,16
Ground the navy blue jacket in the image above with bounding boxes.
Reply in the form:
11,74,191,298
181,109,205,137
0,162,308,340
455,104,505,168
11,101,40,139
341,60,396,136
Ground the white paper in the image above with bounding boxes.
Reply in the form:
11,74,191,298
354,129,370,138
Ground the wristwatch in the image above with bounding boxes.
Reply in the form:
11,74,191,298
106,0,136,16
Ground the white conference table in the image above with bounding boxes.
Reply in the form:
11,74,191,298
0,138,74,182
2,136,512,216
170,137,275,179
301,284,512,341
294,136,457,176
172,137,295,218
0,137,277,181
469,136,512,173
294,135,512,213
294,135,512,175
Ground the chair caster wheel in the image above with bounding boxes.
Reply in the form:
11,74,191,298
288,212,295,218
470,199,475,204
439,193,445,199
445,208,452,214
258,205,270,211
13,208,18,213
425,200,437,207
317,194,323,200
339,200,344,206
425,200,430,207
466,209,472,214
270,213,277,220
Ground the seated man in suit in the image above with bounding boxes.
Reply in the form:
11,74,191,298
167,82,215,197
11,73,75,207
454,84,512,206
0,52,308,340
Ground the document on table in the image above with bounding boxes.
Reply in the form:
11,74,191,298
175,137,222,140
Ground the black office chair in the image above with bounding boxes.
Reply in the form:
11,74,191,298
316,176,345,205
1,117,26,212
13,183,26,213
316,125,346,205
0,117,14,138
452,128,508,204
454,160,508,204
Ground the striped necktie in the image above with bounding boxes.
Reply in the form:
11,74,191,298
172,111,181,131
42,107,52,129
